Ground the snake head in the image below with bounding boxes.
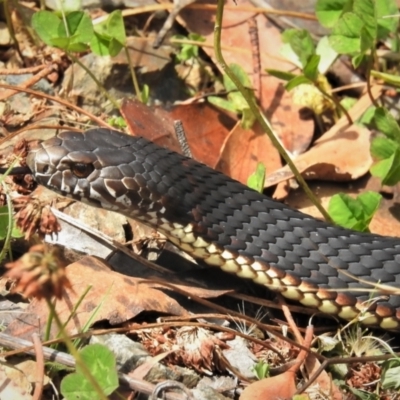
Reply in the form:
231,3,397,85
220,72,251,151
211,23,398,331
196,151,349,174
26,132,103,207
25,129,160,214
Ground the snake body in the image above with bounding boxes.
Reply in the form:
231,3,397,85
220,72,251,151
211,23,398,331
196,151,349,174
26,128,400,330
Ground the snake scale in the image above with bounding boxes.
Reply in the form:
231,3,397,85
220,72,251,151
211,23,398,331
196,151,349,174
24,128,400,331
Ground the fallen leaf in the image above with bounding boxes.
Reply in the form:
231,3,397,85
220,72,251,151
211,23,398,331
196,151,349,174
0,362,32,400
216,120,282,186
130,350,175,380
113,36,173,73
170,102,236,168
264,87,382,189
179,0,314,154
121,98,181,153
304,354,343,400
5,256,188,341
265,124,372,187
240,326,313,400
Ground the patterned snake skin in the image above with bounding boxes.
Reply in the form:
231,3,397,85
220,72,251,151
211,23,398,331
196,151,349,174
26,128,400,330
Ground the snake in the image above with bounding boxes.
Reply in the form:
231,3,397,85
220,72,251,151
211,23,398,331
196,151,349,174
22,128,400,331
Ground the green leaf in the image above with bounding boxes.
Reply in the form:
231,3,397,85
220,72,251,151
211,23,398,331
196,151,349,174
11,225,24,239
228,91,248,112
281,29,315,68
359,106,376,125
370,149,400,186
253,360,270,380
207,96,238,114
90,32,111,56
60,344,118,400
316,36,338,74
59,39,89,52
381,365,400,389
303,54,320,81
173,33,205,62
107,37,123,57
50,36,69,49
376,0,398,39
67,11,93,42
340,96,357,111
32,11,62,46
328,192,382,232
240,107,255,130
351,53,365,68
280,43,303,68
105,10,126,45
265,69,297,81
370,137,398,160
353,0,377,42
329,12,365,54
141,84,150,104
0,206,10,240
359,26,374,53
285,75,312,91
372,107,400,142
90,11,126,57
370,70,400,87
346,386,379,400
247,163,266,193
223,63,252,92
33,10,93,52
107,116,127,129
315,0,350,28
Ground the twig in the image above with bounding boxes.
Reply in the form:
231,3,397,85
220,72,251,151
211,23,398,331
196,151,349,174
279,295,304,344
0,64,51,75
0,83,114,129
174,120,192,158
0,64,57,101
124,46,142,101
248,17,261,101
32,333,44,400
0,331,188,399
153,0,196,48
121,3,317,21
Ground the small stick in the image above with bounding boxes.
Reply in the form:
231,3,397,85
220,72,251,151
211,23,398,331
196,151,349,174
32,333,45,400
153,0,196,48
248,16,261,101
174,120,192,158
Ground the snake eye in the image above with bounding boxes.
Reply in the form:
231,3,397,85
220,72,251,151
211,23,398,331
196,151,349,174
71,163,94,178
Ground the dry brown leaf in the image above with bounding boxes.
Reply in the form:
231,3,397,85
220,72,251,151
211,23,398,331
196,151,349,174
113,36,173,73
240,326,313,400
265,86,382,190
122,99,237,170
5,256,188,341
121,98,181,153
179,0,314,154
216,120,282,186
304,354,343,400
170,103,236,168
0,362,32,400
130,350,175,380
265,124,372,188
